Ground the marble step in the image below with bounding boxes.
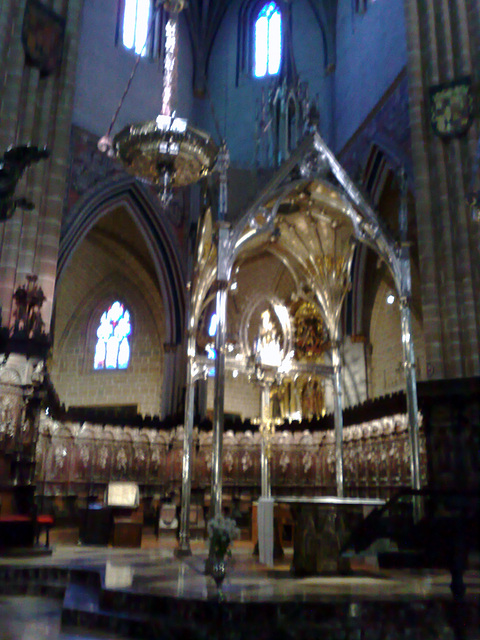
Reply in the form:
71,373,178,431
0,565,68,597
61,570,166,638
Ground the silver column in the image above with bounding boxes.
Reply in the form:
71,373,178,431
397,169,421,492
210,282,228,517
176,334,196,556
208,160,230,519
260,384,272,498
399,298,421,491
331,341,344,497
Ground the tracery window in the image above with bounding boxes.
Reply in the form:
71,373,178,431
123,0,151,54
94,302,132,370
254,2,282,78
117,0,164,57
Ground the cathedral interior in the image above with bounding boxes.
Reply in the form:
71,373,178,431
0,0,479,638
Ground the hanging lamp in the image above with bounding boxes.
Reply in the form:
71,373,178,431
98,0,218,205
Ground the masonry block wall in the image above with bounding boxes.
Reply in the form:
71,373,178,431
0,0,84,331
207,372,261,420
404,0,480,379
50,210,165,417
369,280,426,399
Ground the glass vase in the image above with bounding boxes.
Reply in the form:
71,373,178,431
210,556,226,589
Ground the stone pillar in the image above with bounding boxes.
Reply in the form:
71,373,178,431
161,343,186,419
0,0,84,332
404,0,480,379
0,0,84,513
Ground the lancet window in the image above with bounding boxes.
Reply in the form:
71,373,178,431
94,302,132,370
117,0,164,58
254,2,282,78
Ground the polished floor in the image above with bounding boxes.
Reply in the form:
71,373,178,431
0,596,125,640
0,528,478,639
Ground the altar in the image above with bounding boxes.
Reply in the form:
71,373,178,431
258,496,385,574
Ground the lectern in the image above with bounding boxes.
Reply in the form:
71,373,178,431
78,482,142,547
106,482,143,548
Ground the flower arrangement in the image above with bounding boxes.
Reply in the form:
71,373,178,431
207,514,240,559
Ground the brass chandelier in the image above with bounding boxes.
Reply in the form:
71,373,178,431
98,0,218,204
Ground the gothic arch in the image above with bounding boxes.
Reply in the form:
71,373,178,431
346,141,416,338
338,141,425,396
58,176,186,345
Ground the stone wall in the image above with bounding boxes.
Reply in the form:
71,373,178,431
0,0,84,331
404,0,480,379
50,222,165,417
207,372,261,421
201,0,332,168
370,280,426,397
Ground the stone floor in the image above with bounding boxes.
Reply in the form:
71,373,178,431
0,596,125,640
0,528,478,639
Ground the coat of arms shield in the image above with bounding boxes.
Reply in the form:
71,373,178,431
22,0,65,77
429,77,473,138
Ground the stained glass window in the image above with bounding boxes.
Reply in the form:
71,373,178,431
123,0,151,55
254,2,282,78
94,302,132,370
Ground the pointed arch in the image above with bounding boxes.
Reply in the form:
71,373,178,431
345,141,414,337
58,176,186,345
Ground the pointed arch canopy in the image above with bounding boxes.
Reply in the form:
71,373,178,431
58,176,186,345
188,125,404,346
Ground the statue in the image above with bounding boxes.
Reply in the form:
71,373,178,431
300,378,324,420
259,309,276,348
10,275,46,339
0,145,49,222
255,309,283,367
